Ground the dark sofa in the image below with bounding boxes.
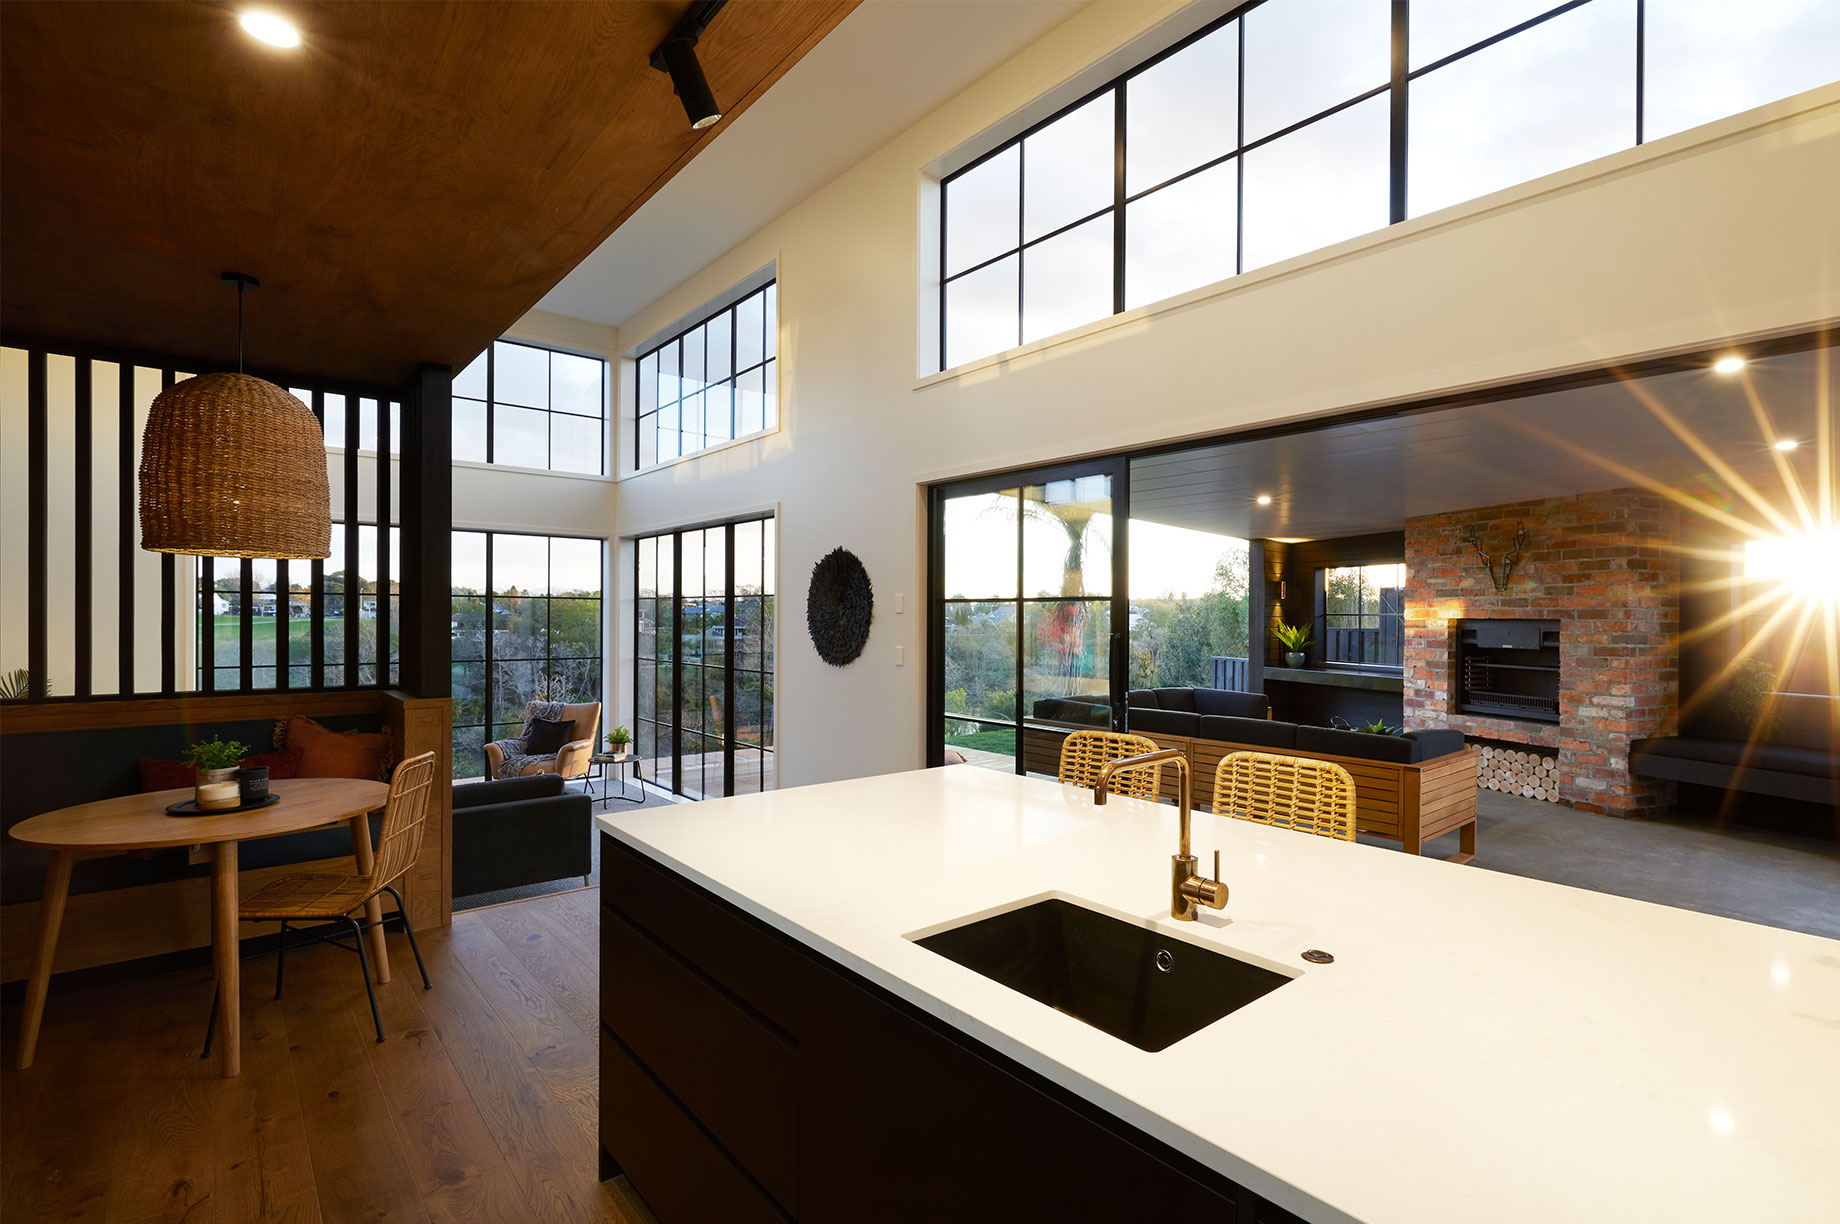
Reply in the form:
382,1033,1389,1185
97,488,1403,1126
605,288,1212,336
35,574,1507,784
452,774,592,898
1630,697,1838,808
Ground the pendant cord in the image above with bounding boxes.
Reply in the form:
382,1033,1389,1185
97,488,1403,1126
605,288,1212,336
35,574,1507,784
236,281,245,374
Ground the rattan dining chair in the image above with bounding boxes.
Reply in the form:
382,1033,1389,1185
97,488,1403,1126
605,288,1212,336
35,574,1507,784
203,751,437,1051
1210,750,1357,841
1059,729,1163,800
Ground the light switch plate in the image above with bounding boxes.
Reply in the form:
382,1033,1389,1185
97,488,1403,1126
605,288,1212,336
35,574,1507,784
895,645,905,666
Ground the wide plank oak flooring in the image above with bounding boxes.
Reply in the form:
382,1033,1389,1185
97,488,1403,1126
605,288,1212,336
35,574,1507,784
1,890,655,1224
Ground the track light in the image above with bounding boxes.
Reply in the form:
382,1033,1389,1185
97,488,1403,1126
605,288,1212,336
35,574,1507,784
651,1,727,131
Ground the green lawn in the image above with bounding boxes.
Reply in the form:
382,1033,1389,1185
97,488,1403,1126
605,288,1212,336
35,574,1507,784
943,727,1016,757
206,615,389,667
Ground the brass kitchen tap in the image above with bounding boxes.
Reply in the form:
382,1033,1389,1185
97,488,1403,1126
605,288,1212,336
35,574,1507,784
1092,748,1228,921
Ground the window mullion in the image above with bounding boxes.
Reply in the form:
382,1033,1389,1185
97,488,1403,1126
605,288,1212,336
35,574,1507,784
1112,86,1126,316
1389,0,1409,224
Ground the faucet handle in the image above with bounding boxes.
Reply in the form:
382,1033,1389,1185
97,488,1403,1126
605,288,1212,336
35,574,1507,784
1213,849,1220,882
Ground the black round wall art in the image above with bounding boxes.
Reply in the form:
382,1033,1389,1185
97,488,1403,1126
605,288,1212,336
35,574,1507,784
806,547,874,667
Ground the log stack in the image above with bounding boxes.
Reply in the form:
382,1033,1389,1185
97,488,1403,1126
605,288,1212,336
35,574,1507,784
1476,743,1562,803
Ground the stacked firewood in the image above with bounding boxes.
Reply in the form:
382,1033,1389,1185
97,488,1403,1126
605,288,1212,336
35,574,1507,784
1476,743,1561,803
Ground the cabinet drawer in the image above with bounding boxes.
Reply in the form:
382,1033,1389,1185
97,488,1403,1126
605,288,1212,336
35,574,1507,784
600,1030,788,1224
602,907,799,1211
603,834,801,1034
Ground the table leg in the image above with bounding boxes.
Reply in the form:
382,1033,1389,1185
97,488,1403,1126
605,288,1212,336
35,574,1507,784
211,841,241,1078
347,815,392,985
15,849,74,1070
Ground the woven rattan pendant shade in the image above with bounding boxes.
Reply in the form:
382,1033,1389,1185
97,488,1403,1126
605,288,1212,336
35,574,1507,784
138,371,331,559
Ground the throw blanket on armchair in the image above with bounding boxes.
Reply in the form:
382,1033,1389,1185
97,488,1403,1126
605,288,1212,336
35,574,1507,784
489,699,568,779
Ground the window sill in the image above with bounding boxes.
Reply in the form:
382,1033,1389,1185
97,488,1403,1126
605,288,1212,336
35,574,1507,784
451,457,614,483
620,424,782,482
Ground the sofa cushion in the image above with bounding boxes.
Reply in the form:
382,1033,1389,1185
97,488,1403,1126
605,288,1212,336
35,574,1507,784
1296,725,1417,763
1127,689,1160,709
1031,696,1111,726
1152,687,1198,712
1198,715,1295,750
1193,689,1270,719
138,746,304,793
1127,707,1199,737
1631,736,1837,781
277,715,392,780
1402,729,1467,762
453,773,566,809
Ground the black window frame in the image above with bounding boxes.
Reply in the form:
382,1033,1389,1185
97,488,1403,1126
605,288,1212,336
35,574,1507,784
1320,560,1407,672
450,529,606,781
940,0,1696,371
632,281,778,473
453,337,609,476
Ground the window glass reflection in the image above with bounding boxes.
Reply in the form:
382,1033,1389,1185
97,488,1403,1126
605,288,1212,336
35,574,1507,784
1242,93,1390,271
1242,0,1390,142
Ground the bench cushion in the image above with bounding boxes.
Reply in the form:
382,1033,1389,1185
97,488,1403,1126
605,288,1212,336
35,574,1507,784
1152,687,1197,712
1127,707,1199,737
1631,737,1837,781
1126,689,1159,709
1402,729,1467,761
1198,715,1296,750
1193,689,1270,719
1296,725,1418,764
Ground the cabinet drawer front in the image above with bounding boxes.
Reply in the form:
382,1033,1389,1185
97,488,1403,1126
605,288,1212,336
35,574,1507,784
602,909,799,1210
604,834,801,1033
600,1031,788,1224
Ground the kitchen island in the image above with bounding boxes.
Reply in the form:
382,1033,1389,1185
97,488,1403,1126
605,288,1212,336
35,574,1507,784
595,766,1840,1223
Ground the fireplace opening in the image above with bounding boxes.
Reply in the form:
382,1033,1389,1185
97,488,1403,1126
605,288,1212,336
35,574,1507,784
1457,619,1560,723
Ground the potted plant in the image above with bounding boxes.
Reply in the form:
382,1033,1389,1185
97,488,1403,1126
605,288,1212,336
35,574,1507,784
606,725,633,757
184,737,250,809
1275,621,1313,669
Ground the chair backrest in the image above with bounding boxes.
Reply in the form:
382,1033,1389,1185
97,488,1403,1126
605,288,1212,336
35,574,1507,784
526,700,601,747
1211,750,1356,841
371,751,437,888
1059,730,1162,800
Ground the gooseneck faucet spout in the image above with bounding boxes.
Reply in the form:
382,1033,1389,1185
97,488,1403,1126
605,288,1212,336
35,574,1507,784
1091,748,1228,921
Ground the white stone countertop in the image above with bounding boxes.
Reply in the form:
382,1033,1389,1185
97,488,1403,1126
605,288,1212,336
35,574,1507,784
596,766,1840,1224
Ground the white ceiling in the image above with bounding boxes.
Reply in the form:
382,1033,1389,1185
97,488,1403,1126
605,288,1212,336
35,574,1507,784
1130,349,1835,541
537,0,1088,330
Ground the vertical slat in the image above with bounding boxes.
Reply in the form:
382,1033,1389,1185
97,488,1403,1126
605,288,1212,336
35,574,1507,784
724,522,736,797
240,556,254,689
72,357,93,697
275,557,290,688
26,349,48,700
117,364,135,695
344,386,360,687
377,398,392,686
159,369,176,695
201,555,216,692
398,363,452,698
310,389,325,687
1111,86,1126,316
1634,0,1646,145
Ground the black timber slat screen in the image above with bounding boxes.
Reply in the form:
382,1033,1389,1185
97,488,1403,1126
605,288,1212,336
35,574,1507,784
0,335,405,703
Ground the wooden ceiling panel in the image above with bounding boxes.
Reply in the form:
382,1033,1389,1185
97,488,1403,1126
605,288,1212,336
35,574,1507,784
1,0,857,384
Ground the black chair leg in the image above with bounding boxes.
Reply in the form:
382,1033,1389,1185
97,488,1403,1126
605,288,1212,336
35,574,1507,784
274,919,289,1000
201,983,219,1059
348,917,385,1043
381,886,431,990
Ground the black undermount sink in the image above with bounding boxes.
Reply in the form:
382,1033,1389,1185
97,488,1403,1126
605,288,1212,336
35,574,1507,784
914,898,1292,1052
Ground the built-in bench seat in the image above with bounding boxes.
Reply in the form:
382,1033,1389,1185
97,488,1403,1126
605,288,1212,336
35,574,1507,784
1629,735,1838,806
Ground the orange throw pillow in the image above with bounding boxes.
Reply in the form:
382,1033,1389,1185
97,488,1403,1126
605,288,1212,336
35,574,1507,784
278,715,391,780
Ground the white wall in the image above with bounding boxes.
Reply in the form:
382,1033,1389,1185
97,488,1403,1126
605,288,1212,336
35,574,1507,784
595,0,1840,790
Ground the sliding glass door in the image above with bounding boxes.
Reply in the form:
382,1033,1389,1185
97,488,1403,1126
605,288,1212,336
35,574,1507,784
635,516,776,799
929,459,1128,773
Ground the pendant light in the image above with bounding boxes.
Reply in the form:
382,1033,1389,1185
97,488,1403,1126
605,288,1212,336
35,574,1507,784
138,273,331,559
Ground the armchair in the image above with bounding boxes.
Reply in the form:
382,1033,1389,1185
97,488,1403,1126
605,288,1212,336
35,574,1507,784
485,701,601,781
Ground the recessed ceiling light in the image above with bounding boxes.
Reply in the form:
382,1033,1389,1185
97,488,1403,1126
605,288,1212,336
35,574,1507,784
1773,438,1799,452
1256,494,1272,506
239,10,301,48
1711,354,1746,375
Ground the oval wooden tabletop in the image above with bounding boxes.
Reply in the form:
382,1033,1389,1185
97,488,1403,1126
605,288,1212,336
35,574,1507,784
7,777,391,852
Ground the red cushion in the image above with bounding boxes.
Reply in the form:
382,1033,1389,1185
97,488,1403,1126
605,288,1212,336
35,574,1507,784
276,715,391,780
138,746,304,793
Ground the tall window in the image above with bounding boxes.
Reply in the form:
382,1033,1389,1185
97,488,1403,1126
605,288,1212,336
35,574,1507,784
451,532,604,780
1323,562,1406,670
453,339,608,475
940,0,1840,369
634,282,778,471
635,517,776,798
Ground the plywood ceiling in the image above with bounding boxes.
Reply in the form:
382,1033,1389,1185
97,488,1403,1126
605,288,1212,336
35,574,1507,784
1130,348,1837,541
0,0,858,386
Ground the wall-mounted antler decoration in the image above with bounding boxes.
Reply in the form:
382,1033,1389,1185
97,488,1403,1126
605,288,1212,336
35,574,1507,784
1462,520,1528,592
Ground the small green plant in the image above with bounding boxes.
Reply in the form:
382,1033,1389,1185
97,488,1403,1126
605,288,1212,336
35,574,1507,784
0,668,47,700
183,737,250,773
1357,719,1399,736
607,725,632,750
1274,621,1313,651
1726,660,1781,738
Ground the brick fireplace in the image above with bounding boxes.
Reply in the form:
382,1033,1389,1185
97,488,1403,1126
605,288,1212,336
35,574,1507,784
1402,488,1680,814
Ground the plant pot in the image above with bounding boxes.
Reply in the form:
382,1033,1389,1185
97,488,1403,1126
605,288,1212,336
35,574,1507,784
196,767,239,810
1285,651,1306,668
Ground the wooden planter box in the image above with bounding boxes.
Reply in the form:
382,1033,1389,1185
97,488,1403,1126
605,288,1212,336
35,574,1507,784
1022,725,1478,864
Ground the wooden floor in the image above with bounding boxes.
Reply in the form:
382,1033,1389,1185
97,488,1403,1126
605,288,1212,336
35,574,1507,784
0,890,658,1224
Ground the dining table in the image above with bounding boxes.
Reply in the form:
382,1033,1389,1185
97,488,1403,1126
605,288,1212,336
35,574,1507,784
9,776,392,1077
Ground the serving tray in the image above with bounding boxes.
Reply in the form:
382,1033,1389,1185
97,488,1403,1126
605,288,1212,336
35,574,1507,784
165,792,282,817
